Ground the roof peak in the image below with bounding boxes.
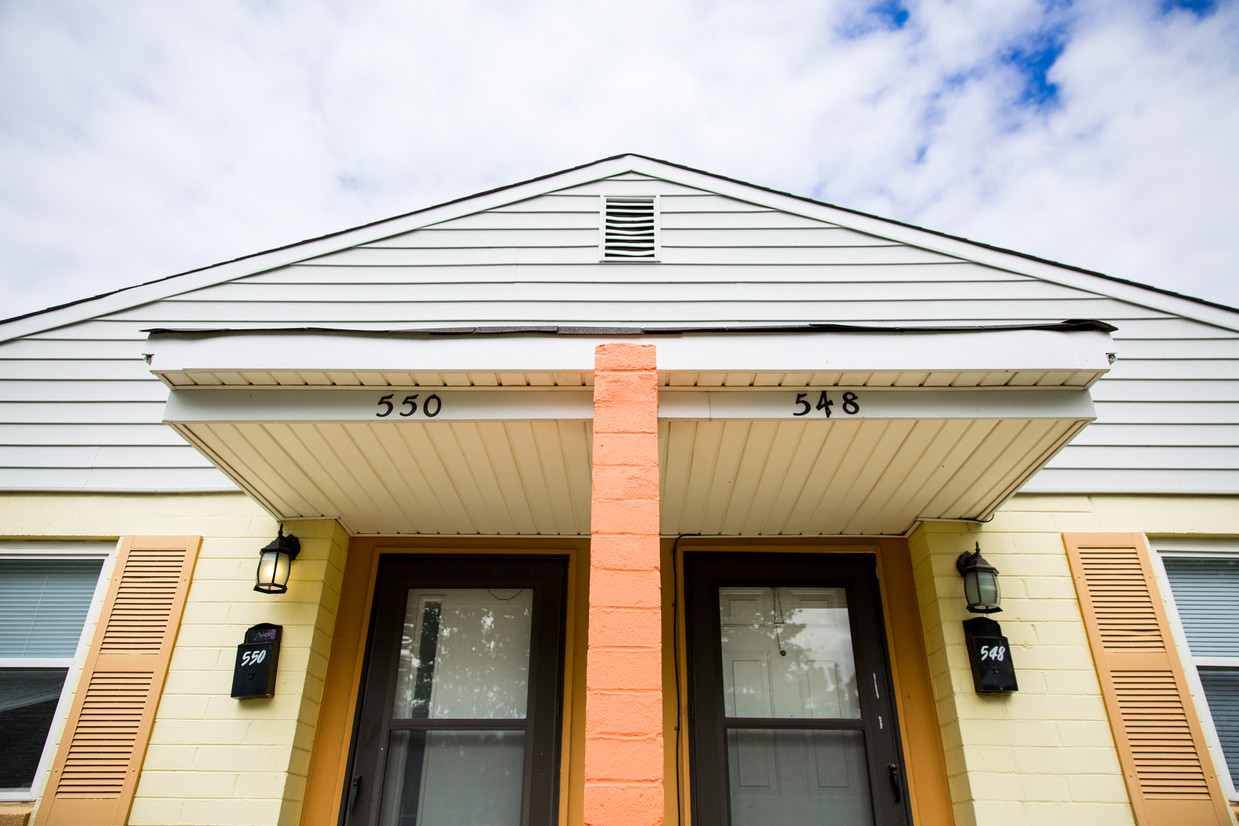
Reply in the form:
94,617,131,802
3,154,1236,342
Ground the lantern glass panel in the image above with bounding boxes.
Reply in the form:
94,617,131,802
975,571,1000,607
255,549,291,593
963,572,980,608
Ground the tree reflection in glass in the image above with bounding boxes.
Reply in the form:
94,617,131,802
719,586,859,720
380,587,534,826
391,588,533,720
719,586,872,826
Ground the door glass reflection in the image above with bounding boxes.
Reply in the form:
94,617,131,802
380,587,534,825
719,586,873,826
719,587,860,720
392,588,532,720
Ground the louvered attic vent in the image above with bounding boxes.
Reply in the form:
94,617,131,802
602,196,658,260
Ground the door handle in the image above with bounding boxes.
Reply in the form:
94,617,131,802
887,763,902,803
348,775,362,812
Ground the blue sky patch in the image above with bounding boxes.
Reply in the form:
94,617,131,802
1159,0,1218,17
1001,30,1066,109
838,0,910,37
869,0,910,29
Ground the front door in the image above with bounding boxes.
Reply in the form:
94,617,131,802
344,556,567,826
686,553,910,825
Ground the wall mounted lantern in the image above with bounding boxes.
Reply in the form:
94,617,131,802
254,528,300,594
957,542,1018,692
956,542,1001,614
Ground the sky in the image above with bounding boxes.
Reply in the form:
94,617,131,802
1,0,1237,321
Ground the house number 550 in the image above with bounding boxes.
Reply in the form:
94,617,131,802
375,393,443,418
240,649,268,667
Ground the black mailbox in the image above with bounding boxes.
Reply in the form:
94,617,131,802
231,623,282,699
962,617,1018,693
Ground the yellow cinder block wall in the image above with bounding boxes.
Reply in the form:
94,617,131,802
911,493,1239,826
129,516,348,826
0,493,347,826
7,491,1237,826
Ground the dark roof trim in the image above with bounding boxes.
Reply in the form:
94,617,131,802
144,319,1118,338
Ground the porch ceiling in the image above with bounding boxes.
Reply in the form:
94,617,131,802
149,324,1114,536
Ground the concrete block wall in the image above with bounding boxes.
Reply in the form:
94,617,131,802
128,517,348,826
583,343,664,826
909,493,1239,826
0,492,348,826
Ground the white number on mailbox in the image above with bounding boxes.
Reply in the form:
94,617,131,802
241,649,268,667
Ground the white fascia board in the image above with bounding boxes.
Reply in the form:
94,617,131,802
147,331,603,380
659,387,1096,421
163,387,595,423
651,328,1115,377
147,326,1113,384
162,385,1093,425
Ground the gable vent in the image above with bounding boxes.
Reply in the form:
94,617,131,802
602,196,658,260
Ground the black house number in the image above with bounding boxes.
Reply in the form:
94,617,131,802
375,393,443,418
793,391,860,418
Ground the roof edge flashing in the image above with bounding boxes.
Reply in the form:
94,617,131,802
143,319,1118,339
145,324,1115,389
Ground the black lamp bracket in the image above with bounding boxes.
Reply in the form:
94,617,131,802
956,542,996,576
275,527,301,561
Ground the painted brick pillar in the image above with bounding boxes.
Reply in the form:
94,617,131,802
584,343,663,826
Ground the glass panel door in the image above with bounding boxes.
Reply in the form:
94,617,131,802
720,586,873,825
346,558,567,826
687,554,909,826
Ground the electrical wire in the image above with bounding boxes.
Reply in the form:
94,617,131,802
670,533,698,826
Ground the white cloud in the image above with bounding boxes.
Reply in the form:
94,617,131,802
1,0,1237,320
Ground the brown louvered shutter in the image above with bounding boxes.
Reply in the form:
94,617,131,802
35,536,200,826
1064,532,1232,825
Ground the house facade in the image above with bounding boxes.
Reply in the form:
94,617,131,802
1,155,1236,825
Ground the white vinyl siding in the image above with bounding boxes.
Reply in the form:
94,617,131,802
1,170,1237,493
0,329,231,489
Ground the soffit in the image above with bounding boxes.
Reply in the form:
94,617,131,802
149,325,1113,536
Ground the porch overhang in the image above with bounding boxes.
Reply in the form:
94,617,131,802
146,323,1115,536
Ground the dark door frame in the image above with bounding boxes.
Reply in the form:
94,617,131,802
685,552,911,825
341,555,568,826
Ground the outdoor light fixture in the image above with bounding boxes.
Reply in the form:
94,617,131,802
254,528,300,594
956,542,1001,614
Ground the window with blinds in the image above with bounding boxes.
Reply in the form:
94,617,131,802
0,555,105,795
1160,550,1239,797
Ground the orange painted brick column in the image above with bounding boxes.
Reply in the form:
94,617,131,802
584,343,663,826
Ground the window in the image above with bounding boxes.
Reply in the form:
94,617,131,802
344,556,567,825
1155,540,1239,800
0,545,108,799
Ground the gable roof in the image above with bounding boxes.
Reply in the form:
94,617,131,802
3,152,1237,344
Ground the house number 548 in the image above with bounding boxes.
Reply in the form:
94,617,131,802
979,645,1006,662
793,391,860,417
